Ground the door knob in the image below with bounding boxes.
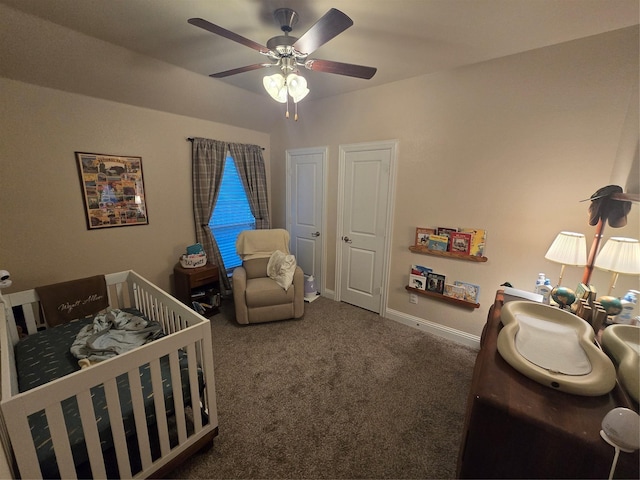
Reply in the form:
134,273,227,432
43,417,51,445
342,236,352,243
311,231,320,237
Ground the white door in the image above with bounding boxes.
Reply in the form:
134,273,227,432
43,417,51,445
286,147,326,293
337,141,396,313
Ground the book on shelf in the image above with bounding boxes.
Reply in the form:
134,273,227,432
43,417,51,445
460,228,487,257
427,234,449,251
443,283,466,300
409,264,431,290
415,227,435,247
427,272,446,294
411,264,432,276
454,281,480,303
409,274,427,290
449,232,473,254
436,227,458,237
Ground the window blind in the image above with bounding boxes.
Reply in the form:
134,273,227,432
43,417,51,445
209,156,255,271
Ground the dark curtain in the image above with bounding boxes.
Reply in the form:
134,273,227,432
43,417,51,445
228,143,270,229
191,137,230,292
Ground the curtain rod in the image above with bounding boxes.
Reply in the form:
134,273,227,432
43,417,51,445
186,137,265,150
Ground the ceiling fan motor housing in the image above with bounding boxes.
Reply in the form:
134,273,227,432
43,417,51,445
273,8,298,32
267,35,300,56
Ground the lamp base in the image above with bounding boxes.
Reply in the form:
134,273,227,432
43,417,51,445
551,286,576,309
597,296,623,316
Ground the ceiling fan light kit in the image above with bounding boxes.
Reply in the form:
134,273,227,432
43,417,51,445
188,7,377,120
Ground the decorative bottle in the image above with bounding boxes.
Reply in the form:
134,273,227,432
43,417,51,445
616,289,639,324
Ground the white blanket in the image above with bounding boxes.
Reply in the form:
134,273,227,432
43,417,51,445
267,250,297,291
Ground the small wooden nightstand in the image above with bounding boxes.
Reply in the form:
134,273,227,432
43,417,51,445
173,263,220,316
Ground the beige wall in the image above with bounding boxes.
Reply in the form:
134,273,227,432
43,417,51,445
0,78,270,294
270,26,639,337
0,3,637,340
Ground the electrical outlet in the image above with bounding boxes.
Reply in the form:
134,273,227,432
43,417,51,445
410,293,418,304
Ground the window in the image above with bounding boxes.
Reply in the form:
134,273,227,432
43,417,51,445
209,156,255,272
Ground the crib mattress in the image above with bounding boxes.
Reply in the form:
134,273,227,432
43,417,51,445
14,309,202,478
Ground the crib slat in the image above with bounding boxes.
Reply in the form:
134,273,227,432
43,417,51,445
46,403,77,480
201,322,218,425
114,281,125,308
1,402,41,479
128,369,153,470
22,304,40,336
161,304,173,334
104,377,132,479
149,358,171,457
76,390,107,479
186,343,202,432
168,350,187,443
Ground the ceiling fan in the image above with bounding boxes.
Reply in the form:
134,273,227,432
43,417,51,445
188,7,377,84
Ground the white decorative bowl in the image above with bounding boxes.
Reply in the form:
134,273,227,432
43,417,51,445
180,253,207,268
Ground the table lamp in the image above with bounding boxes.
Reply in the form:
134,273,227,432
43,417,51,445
545,232,588,285
594,237,640,296
545,232,587,308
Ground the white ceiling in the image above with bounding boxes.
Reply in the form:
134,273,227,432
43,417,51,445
1,0,638,101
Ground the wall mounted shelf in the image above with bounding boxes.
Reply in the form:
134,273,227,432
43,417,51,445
409,245,488,262
405,285,480,309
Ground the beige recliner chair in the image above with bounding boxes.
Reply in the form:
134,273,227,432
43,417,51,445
232,229,304,324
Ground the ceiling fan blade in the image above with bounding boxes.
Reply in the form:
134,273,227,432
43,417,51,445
210,64,269,78
188,17,269,54
293,8,353,55
305,59,377,79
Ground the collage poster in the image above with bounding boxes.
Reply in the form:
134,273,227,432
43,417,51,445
76,152,149,229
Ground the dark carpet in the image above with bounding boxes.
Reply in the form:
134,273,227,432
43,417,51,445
167,296,478,479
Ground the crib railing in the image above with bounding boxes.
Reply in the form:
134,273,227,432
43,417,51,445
0,270,218,479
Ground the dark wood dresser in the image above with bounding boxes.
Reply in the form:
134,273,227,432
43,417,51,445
456,290,639,479
173,262,220,316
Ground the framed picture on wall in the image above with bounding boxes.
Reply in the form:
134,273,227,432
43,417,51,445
76,152,149,229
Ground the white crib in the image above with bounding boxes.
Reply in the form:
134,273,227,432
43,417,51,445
0,270,218,479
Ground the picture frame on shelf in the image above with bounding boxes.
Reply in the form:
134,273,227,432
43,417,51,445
427,272,446,294
76,152,148,230
444,283,466,300
449,232,473,254
409,274,427,290
460,228,487,257
427,234,449,251
454,281,481,303
436,227,458,238
415,227,435,247
409,264,431,290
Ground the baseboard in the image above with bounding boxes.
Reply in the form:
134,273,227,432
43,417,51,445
317,291,479,349
384,307,480,350
321,288,336,301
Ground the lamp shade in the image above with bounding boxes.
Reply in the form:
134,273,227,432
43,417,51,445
263,74,287,103
594,237,640,274
545,232,587,266
286,73,309,103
